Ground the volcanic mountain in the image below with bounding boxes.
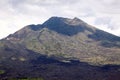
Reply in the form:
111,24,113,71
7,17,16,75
0,17,120,80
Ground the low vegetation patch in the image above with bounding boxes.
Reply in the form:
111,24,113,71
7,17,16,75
0,70,5,74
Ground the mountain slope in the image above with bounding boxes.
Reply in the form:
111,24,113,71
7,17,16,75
0,16,120,80
4,16,120,65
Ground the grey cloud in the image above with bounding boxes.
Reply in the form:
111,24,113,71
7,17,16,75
2,0,120,14
95,17,111,25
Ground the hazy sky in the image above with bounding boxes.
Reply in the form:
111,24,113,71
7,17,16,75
0,0,120,39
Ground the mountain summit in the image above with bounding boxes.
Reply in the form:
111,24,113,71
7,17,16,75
42,17,96,36
43,17,86,26
0,16,120,80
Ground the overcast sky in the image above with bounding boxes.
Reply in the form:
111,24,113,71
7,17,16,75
0,0,120,39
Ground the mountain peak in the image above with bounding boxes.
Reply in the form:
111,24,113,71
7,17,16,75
41,16,95,36
73,17,81,21
43,16,86,26
43,16,69,25
69,17,86,25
